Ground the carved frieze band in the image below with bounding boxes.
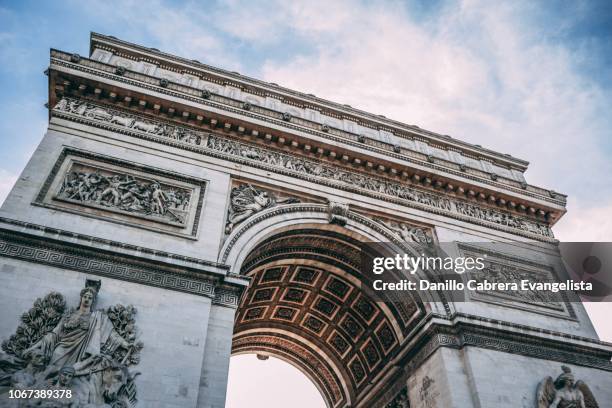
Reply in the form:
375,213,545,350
55,50,566,206
52,97,554,240
403,326,612,377
0,230,240,307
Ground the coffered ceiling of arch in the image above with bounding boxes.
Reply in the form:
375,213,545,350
232,229,425,406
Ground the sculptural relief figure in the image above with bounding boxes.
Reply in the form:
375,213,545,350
97,176,136,207
149,183,168,215
381,220,433,244
57,165,191,226
0,349,49,394
0,282,142,407
537,366,599,408
225,184,300,234
27,366,78,407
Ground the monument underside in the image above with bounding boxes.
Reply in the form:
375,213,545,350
0,33,610,408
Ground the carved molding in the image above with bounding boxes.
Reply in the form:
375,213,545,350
400,324,612,382
0,228,241,307
205,135,554,240
52,97,556,241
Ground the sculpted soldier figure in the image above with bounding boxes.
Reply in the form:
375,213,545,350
0,349,48,391
97,176,135,207
149,182,168,215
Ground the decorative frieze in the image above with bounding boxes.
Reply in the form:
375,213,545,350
54,97,205,145
68,43,551,196
205,135,553,239
52,97,555,240
0,228,241,307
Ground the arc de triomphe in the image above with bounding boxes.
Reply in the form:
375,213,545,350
0,33,610,407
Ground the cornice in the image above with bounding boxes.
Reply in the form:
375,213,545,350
0,217,247,307
89,33,529,170
48,48,567,214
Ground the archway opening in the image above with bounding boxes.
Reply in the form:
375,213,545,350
226,354,326,408
229,225,425,407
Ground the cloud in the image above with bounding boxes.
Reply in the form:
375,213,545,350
553,201,612,241
257,0,612,208
0,169,18,206
68,0,245,71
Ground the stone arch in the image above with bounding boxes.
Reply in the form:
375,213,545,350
220,203,450,310
222,203,449,407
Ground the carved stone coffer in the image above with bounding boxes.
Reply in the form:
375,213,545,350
35,148,207,237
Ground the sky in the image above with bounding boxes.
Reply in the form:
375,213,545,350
0,1,611,407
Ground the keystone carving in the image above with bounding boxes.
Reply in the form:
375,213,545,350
225,184,300,234
327,202,350,226
536,366,599,408
0,280,142,407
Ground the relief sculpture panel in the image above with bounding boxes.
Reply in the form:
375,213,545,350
51,98,554,240
57,163,192,227
459,244,574,318
36,149,207,237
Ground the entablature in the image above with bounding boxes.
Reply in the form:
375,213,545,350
46,50,566,230
87,34,528,175
52,38,568,209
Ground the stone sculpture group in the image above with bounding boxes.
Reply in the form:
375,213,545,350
58,167,191,226
0,281,142,407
